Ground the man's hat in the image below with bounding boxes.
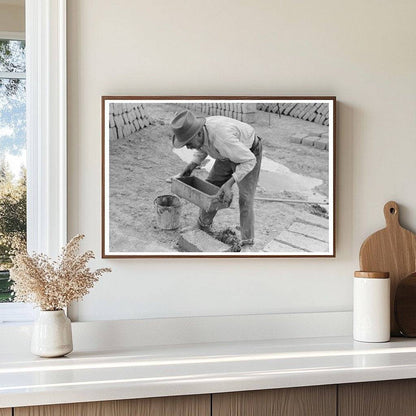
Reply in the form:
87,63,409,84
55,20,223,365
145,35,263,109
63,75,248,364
171,110,205,148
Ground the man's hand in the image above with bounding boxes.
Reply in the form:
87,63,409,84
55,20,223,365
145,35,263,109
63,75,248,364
217,178,235,204
166,162,198,183
180,162,198,177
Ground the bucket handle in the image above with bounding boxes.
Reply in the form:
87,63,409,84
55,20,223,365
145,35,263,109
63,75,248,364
154,195,181,214
154,196,176,216
156,205,166,216
154,198,164,216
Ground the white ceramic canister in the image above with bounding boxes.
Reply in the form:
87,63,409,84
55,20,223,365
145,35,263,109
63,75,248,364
353,271,390,342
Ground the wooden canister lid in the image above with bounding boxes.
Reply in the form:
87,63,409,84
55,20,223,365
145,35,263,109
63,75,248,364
354,271,390,279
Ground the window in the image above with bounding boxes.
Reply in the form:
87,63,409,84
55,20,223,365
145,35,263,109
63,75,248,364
0,34,26,306
0,0,67,324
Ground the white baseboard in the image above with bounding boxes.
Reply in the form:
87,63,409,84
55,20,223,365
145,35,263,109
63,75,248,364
0,311,352,353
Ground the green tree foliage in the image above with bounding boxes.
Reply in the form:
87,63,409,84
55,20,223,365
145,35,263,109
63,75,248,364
0,39,25,93
0,159,26,270
0,159,26,302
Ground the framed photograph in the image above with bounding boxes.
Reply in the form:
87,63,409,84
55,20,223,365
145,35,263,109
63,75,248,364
102,96,336,258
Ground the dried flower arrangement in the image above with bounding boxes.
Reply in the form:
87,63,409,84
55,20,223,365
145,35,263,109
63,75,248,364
10,234,111,311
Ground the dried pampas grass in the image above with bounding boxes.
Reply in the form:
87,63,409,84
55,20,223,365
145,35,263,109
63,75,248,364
10,234,111,311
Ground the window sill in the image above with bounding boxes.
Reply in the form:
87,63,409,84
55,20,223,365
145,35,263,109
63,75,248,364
0,303,35,324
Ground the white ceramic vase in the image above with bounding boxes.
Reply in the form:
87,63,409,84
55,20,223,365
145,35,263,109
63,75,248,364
31,310,73,358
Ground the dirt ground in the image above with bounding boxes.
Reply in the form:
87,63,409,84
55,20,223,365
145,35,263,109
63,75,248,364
109,104,330,253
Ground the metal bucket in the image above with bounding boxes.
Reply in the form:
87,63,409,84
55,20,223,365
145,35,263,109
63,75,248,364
154,194,182,230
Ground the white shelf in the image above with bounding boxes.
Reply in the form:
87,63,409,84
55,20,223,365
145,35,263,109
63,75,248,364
2,335,416,408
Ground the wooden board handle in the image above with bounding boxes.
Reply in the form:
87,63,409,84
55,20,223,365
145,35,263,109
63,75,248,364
384,201,400,228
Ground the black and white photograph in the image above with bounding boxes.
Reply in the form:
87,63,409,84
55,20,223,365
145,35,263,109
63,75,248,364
102,97,335,257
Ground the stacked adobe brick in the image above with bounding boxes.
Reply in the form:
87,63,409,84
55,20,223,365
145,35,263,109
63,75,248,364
182,103,257,124
257,103,329,126
109,103,150,140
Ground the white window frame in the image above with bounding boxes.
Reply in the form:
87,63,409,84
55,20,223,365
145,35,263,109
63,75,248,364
26,0,67,256
0,0,67,323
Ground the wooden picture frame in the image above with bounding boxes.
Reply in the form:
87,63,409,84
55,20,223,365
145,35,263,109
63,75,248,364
102,96,336,258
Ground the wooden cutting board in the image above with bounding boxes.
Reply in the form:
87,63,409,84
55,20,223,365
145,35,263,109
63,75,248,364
359,201,416,336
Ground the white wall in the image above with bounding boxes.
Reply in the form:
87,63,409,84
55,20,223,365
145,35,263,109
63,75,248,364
67,0,416,322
